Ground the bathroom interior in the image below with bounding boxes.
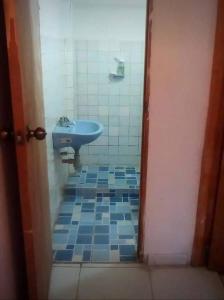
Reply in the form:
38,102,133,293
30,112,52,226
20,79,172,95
39,0,146,263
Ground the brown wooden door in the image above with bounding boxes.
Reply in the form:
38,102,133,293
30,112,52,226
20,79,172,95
0,1,27,298
3,0,52,299
191,0,224,268
208,143,224,273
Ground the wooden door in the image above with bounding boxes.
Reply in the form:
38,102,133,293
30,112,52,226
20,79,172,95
208,144,224,273
138,0,153,261
191,0,224,267
0,2,27,298
3,0,52,299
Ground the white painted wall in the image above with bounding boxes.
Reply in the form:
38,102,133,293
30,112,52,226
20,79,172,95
72,0,146,40
39,0,71,39
144,0,217,265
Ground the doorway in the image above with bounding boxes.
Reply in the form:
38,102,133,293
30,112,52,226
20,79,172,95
39,0,148,263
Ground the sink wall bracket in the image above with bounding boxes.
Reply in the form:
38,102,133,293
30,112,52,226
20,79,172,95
73,149,82,172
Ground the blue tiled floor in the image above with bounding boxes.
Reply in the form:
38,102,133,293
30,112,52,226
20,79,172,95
52,165,139,263
65,165,140,190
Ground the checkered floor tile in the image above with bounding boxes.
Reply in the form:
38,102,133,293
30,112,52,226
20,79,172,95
52,166,139,263
65,165,140,190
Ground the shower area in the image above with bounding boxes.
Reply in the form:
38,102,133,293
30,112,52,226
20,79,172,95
39,0,146,263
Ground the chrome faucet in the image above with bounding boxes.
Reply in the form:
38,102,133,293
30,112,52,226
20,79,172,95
57,116,74,127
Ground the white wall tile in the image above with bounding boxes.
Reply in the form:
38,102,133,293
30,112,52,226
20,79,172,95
87,40,99,51
109,95,120,105
119,127,129,136
77,62,88,73
90,51,100,62
88,74,99,84
99,106,109,116
78,74,88,84
78,95,88,105
119,137,129,146
52,38,145,167
41,35,69,229
88,106,98,116
88,62,99,74
76,40,88,50
129,137,139,146
120,106,130,116
109,136,119,146
109,127,119,136
109,146,119,155
76,50,88,62
88,84,98,94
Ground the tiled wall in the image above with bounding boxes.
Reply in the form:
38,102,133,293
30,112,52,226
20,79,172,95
64,39,145,166
41,36,70,228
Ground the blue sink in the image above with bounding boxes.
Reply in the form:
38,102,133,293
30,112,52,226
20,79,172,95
52,120,103,151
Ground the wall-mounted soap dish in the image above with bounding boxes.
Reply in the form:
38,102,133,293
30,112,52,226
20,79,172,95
110,57,125,79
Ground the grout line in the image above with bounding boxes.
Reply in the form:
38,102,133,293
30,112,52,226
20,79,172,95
148,268,155,300
75,265,82,300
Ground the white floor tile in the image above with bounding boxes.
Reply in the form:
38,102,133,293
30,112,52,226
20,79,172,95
78,266,152,300
151,267,224,300
82,263,144,268
49,266,80,300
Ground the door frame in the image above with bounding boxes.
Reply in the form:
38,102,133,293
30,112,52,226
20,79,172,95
5,0,220,282
6,0,220,279
192,0,224,266
138,0,153,262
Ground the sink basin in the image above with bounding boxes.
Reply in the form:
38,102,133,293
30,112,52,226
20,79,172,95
52,120,103,151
